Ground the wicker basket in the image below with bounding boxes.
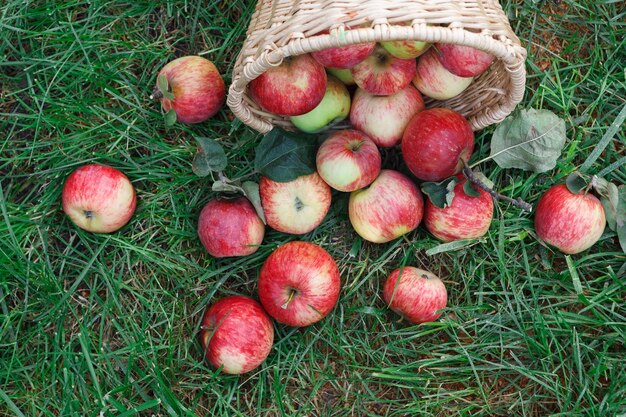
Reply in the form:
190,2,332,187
227,0,526,134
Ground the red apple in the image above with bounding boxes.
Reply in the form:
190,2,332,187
258,241,340,327
434,43,495,78
249,54,327,116
383,267,447,324
197,197,265,258
401,108,475,182
413,48,474,100
153,55,225,124
311,35,376,69
349,85,425,148
62,164,136,233
316,129,381,192
351,45,417,96
349,170,424,243
200,295,274,374
259,172,331,235
534,184,606,254
424,175,494,242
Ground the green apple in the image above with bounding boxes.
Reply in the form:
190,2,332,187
290,75,351,133
326,67,355,85
381,39,431,59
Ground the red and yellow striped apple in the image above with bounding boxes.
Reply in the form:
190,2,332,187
402,108,475,182
534,184,606,254
316,129,381,192
62,164,136,233
383,267,447,324
259,172,331,235
153,55,225,124
200,295,274,374
424,175,494,242
197,197,265,258
350,84,425,148
249,53,327,116
258,241,340,327
311,37,376,69
434,43,495,78
413,48,474,100
351,45,417,96
349,170,424,243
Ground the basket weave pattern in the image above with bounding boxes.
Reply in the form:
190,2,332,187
228,0,526,133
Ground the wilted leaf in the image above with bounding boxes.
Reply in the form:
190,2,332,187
211,180,243,194
597,181,618,231
490,108,566,173
192,137,228,177
164,109,177,127
254,128,317,182
565,171,590,194
242,181,266,224
615,185,626,253
421,177,458,209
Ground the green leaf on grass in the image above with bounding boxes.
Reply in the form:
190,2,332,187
421,177,458,209
157,74,175,100
164,109,177,126
242,181,266,224
565,171,590,194
192,137,228,177
490,108,566,173
254,128,317,182
615,185,626,253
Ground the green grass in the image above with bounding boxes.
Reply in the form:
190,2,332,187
1,0,625,416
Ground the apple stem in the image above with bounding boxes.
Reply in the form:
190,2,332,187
281,289,297,310
150,88,163,101
462,160,533,213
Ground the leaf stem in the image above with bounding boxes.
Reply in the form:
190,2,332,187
463,160,533,212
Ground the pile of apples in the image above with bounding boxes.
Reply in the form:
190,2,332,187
250,38,494,138
58,39,609,376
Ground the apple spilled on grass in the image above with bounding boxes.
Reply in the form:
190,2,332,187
62,163,136,233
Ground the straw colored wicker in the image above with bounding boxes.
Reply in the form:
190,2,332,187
227,0,526,133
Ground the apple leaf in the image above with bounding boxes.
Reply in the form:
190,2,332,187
164,109,177,127
211,180,243,194
421,177,458,209
157,74,175,100
614,185,626,253
192,137,228,177
596,180,618,231
254,128,317,182
463,179,481,197
490,108,566,173
565,171,590,194
242,181,266,224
